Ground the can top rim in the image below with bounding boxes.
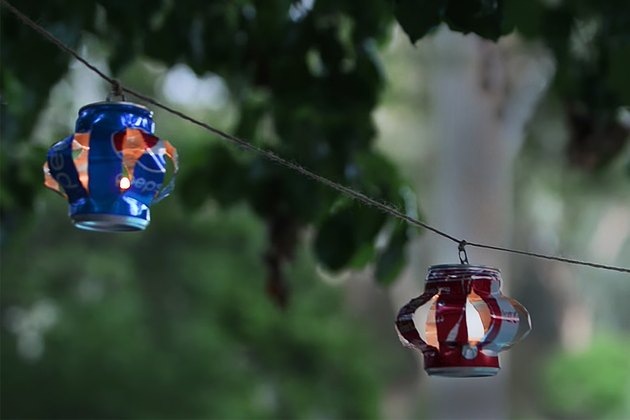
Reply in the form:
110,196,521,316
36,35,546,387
428,263,500,272
78,101,151,114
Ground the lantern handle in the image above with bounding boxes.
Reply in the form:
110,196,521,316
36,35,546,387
458,240,469,264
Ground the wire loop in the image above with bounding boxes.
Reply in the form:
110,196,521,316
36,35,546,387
107,79,125,102
458,240,469,264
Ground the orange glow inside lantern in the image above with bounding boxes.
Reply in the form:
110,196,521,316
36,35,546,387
43,102,178,232
396,264,531,377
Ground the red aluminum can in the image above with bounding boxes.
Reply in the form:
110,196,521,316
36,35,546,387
396,264,531,377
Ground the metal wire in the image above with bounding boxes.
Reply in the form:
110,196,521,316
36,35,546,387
2,0,628,274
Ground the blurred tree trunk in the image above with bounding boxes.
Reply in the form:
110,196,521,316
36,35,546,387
397,27,552,419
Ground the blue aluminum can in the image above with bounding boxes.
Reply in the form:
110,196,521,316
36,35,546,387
44,101,178,232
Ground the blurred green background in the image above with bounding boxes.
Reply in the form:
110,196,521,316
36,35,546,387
2,1,630,419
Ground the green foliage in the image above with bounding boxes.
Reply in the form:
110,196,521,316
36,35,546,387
504,0,630,106
1,3,409,411
0,199,382,419
392,0,630,125
1,1,87,221
393,0,630,170
393,0,509,43
505,0,630,169
607,43,630,106
312,149,410,277
374,222,408,285
1,0,414,287
392,0,445,43
543,337,630,419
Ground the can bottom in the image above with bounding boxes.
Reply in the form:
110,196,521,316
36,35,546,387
72,214,148,232
426,366,499,378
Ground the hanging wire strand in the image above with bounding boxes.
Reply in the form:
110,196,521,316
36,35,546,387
2,0,628,274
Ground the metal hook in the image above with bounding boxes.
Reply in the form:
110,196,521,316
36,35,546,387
106,80,125,102
458,240,469,264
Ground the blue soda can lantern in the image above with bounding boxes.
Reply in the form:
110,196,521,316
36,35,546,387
44,101,178,232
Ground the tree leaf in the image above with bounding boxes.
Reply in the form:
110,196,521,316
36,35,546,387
375,223,408,285
607,43,630,106
392,0,447,44
314,207,361,271
443,0,508,41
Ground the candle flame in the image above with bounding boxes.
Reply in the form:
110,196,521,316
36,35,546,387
119,176,131,190
466,300,485,341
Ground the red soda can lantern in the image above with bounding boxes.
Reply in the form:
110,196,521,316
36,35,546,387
396,264,531,377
